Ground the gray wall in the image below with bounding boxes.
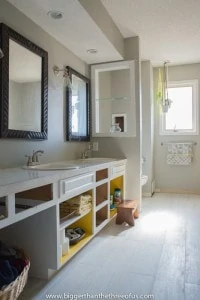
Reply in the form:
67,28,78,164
154,63,200,193
0,0,89,168
141,61,154,196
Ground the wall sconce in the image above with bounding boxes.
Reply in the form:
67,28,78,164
53,65,72,89
0,48,4,59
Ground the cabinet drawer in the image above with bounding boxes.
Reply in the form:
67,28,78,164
111,164,125,177
60,173,94,197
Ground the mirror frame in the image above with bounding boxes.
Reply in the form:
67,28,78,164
66,66,90,141
0,23,48,140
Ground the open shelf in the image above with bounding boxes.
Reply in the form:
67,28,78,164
60,209,93,266
61,233,93,265
59,192,92,230
110,176,123,197
60,209,91,230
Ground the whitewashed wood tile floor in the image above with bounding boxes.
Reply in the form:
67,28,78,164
19,193,200,300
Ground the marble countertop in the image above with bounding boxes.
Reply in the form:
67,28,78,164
0,158,127,197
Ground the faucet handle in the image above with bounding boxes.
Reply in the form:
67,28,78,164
81,152,86,159
35,153,42,163
25,155,32,166
32,150,44,163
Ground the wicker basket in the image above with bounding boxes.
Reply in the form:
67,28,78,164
0,249,30,300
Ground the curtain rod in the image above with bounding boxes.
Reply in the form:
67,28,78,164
161,142,197,146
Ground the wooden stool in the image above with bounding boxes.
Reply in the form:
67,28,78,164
116,200,139,226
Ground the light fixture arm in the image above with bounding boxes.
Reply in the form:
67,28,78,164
53,65,72,89
53,65,68,77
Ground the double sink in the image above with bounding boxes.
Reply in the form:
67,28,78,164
23,158,116,171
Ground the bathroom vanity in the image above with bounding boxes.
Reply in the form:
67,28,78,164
0,158,126,278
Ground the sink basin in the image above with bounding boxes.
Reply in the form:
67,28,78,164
23,163,80,171
77,158,116,164
23,158,116,170
79,158,116,161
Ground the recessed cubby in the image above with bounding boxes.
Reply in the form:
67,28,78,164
96,183,108,206
15,184,53,214
96,168,108,182
96,205,108,227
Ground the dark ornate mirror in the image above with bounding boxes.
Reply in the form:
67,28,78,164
0,23,48,140
66,66,90,141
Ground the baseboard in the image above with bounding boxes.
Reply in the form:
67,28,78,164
154,188,200,195
151,178,156,194
142,192,152,197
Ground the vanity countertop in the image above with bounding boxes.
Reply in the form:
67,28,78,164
0,158,127,197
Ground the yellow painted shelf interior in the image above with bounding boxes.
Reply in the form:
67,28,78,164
110,208,117,219
61,233,93,265
110,175,123,197
60,209,93,265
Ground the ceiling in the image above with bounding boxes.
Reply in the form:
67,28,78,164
7,0,123,64
101,0,200,66
7,0,200,66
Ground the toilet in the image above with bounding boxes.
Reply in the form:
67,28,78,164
141,156,148,186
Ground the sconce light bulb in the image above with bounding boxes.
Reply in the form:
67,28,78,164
53,65,60,76
0,48,4,59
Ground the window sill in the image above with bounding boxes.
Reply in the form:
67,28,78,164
160,131,199,136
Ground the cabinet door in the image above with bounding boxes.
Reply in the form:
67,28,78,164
91,60,136,137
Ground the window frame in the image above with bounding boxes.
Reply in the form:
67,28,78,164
160,80,199,136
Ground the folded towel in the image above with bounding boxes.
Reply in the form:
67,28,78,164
69,194,92,205
167,143,193,165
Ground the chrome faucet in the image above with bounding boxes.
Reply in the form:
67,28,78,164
81,149,90,159
25,150,44,166
81,143,93,159
32,150,44,163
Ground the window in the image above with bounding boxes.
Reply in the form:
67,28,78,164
160,80,199,135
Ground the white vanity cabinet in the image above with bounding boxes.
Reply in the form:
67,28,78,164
91,60,136,137
0,159,126,278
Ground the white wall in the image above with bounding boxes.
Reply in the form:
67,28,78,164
154,63,200,193
141,61,154,196
98,72,112,133
0,0,89,168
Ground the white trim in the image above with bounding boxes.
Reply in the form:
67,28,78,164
91,60,136,137
160,80,199,136
111,113,127,132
